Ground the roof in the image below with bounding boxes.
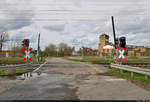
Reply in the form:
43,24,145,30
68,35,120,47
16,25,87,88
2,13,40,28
103,45,113,49
100,33,109,37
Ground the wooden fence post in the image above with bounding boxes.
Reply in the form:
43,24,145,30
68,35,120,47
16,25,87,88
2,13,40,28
145,75,148,80
131,72,134,78
120,69,123,74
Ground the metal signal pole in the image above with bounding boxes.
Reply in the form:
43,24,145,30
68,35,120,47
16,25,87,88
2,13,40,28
111,16,118,63
37,33,40,63
112,16,116,47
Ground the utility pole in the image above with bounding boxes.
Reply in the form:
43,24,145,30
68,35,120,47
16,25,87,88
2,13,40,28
111,16,119,63
112,16,116,46
81,46,84,58
37,33,40,63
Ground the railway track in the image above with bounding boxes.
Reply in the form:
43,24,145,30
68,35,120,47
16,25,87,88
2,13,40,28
1,62,150,70
0,62,44,66
0,62,45,70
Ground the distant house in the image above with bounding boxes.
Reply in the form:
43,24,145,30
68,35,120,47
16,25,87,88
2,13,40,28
82,47,98,56
0,51,15,57
72,50,79,56
127,46,150,56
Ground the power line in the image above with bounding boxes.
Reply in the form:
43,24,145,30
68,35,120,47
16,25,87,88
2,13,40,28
0,9,147,12
0,12,147,15
0,18,106,20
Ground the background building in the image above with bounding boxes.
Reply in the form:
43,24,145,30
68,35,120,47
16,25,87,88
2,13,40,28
82,47,98,56
98,33,114,56
98,33,150,56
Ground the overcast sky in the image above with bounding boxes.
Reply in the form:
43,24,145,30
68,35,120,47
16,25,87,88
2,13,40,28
0,0,150,50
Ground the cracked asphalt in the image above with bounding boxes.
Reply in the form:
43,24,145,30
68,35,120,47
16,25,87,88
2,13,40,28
0,58,150,100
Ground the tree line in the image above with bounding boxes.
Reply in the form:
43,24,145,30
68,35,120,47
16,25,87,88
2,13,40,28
0,28,76,57
44,43,75,57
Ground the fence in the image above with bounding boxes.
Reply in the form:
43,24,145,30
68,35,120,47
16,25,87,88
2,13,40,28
0,63,41,70
110,63,150,80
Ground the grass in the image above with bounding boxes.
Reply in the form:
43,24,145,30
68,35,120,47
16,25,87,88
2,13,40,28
15,68,31,75
0,68,31,76
65,56,115,64
0,70,5,76
0,56,47,76
0,57,25,64
0,56,45,64
109,68,150,85
65,56,150,64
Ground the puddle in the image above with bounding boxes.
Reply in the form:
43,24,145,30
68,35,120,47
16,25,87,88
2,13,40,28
0,71,74,81
0,72,49,80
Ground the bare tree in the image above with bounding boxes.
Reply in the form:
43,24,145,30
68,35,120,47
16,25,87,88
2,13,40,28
44,44,57,56
58,43,73,56
0,28,9,51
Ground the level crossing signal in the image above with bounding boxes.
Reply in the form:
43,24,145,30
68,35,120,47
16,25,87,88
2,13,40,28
116,37,127,63
120,37,126,48
22,39,32,62
24,47,32,62
22,39,29,47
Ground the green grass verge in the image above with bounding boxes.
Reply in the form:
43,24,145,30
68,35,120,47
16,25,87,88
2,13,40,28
15,68,31,75
66,56,115,64
0,57,25,64
0,68,31,76
109,68,150,85
65,56,150,64
0,56,45,64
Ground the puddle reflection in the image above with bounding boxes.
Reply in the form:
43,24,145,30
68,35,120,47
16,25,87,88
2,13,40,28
17,72,48,80
0,72,48,80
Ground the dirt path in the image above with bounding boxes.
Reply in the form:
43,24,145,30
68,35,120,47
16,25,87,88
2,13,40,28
0,58,150,100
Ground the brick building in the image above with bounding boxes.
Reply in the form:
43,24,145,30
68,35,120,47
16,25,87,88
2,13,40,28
79,47,98,56
98,33,114,56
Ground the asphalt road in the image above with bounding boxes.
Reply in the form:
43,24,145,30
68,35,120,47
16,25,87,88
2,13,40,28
0,58,150,100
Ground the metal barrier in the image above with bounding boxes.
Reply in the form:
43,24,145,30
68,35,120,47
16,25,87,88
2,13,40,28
110,63,150,80
0,63,41,70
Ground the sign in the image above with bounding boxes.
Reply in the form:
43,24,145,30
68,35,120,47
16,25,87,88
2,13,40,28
24,48,32,62
116,46,127,62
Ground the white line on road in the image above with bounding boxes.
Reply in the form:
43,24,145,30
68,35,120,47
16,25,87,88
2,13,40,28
105,79,125,81
33,60,47,72
21,60,48,83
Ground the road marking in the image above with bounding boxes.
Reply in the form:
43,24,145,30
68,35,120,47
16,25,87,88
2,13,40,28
105,79,125,81
33,60,47,72
21,60,48,83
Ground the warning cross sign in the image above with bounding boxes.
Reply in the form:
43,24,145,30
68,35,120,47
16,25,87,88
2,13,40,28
116,46,127,62
24,48,32,62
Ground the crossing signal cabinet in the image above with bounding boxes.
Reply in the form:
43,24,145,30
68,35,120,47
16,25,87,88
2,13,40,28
22,39,30,47
115,37,126,48
119,37,126,48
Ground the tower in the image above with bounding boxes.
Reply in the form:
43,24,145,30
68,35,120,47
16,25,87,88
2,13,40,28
98,33,110,56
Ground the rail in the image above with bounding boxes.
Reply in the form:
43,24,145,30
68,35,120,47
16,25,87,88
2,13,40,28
0,63,41,70
110,63,150,80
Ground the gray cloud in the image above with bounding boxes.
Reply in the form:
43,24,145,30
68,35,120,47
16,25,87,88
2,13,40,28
44,24,66,32
0,0,34,30
1,0,150,50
